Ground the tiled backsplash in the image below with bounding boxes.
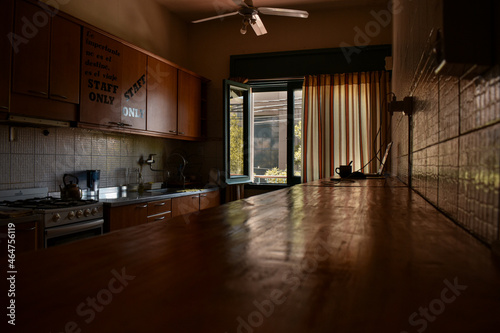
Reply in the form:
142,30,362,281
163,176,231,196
391,0,500,245
0,125,196,192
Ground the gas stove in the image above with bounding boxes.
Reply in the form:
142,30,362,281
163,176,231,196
0,187,104,248
3,197,99,210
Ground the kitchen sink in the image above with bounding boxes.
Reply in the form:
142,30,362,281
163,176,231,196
145,188,203,194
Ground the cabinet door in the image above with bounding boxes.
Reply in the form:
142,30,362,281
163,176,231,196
146,57,177,134
49,16,81,104
107,203,148,232
11,0,50,98
0,220,38,255
121,45,147,130
178,71,201,137
172,194,200,218
0,0,13,111
147,198,172,217
147,211,172,223
80,28,122,126
200,190,220,210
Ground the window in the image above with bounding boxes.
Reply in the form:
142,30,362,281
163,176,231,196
224,79,302,185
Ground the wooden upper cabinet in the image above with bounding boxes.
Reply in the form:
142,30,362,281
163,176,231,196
147,57,178,134
0,0,13,111
178,70,202,138
49,16,81,104
12,0,51,98
80,28,122,126
121,45,147,130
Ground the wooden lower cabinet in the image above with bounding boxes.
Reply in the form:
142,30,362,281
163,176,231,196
0,220,39,255
106,191,220,231
106,203,148,232
172,194,200,218
147,198,172,223
200,190,220,210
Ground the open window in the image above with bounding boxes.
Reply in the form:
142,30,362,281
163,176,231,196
223,80,251,184
223,79,302,186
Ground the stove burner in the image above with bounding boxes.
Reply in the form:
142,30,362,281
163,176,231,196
2,196,99,209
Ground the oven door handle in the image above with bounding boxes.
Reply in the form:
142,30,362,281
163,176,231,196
45,219,104,239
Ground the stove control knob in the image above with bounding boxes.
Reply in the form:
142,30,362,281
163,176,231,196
52,213,61,222
91,207,99,215
76,210,84,218
67,211,75,220
84,209,91,217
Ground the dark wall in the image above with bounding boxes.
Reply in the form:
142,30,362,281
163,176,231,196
391,0,500,245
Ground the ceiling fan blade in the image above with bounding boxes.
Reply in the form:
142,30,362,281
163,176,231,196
258,7,309,18
233,0,252,8
251,14,267,36
192,11,239,23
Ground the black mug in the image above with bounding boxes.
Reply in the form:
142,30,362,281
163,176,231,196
335,165,352,178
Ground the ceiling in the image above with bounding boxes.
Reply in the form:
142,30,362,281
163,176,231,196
154,0,390,22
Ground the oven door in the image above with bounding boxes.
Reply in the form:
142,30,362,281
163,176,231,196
45,219,104,248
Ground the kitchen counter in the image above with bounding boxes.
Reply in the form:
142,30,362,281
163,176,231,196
8,178,500,332
97,186,219,207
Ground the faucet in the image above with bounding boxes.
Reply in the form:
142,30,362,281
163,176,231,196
145,154,164,172
166,153,188,189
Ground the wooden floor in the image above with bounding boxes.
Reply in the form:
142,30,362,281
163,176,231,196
7,178,500,332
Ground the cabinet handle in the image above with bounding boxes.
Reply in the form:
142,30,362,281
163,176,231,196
178,132,185,135
18,226,37,232
200,194,207,197
108,122,132,128
168,130,177,134
136,204,148,209
154,216,166,221
155,202,166,206
0,106,8,110
28,90,48,96
192,196,199,199
51,94,68,100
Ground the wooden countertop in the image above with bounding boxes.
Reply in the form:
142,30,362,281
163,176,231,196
7,178,500,332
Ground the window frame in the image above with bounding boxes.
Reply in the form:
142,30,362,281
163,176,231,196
223,79,303,186
223,80,252,185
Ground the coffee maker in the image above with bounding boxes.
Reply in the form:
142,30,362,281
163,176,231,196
86,170,100,199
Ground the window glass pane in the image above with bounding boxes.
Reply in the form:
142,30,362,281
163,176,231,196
229,87,245,177
293,89,302,178
253,91,288,184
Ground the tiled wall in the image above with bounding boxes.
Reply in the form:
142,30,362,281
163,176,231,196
391,0,500,245
0,125,205,192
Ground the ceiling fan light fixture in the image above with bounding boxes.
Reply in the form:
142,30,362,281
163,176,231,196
240,19,249,34
193,0,308,36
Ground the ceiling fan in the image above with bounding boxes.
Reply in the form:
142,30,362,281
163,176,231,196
192,0,309,36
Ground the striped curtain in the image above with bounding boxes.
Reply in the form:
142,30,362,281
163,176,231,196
303,71,391,182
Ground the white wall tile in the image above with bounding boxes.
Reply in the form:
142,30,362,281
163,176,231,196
35,155,56,182
34,128,56,155
92,132,107,156
55,155,75,183
1,126,173,190
0,153,10,184
11,154,34,184
75,131,92,156
107,135,121,156
56,128,76,155
11,127,34,154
